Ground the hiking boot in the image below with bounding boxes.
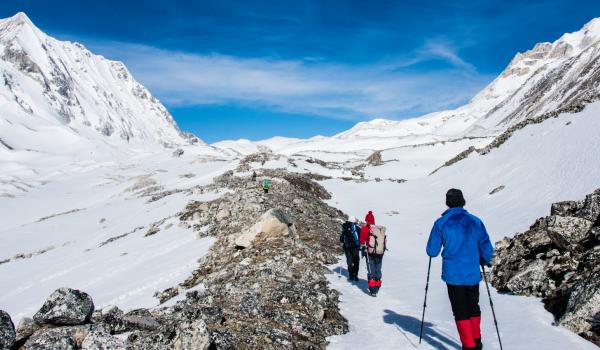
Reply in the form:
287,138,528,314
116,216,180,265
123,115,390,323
475,338,482,349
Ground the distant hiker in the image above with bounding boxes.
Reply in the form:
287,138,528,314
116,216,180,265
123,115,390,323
426,189,494,350
365,210,375,225
360,212,387,296
262,178,271,194
340,216,361,281
252,171,257,182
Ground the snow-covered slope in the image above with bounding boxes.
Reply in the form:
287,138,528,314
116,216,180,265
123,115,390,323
215,17,600,168
0,12,196,158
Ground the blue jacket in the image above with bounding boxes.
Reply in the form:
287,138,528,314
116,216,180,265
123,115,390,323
426,207,494,285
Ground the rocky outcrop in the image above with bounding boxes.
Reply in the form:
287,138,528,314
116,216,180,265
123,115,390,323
491,188,600,345
33,288,94,326
0,310,15,350
6,169,348,349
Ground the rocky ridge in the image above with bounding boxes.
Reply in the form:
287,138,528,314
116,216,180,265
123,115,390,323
490,188,600,345
0,167,349,349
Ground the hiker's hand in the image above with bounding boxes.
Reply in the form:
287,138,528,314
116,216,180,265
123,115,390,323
360,246,366,257
480,257,491,268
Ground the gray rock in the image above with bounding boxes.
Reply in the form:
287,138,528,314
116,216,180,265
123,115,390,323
0,310,15,350
491,188,600,346
366,150,384,166
23,325,90,350
15,317,39,343
172,148,184,157
33,288,94,326
80,326,126,350
546,215,593,249
172,320,210,350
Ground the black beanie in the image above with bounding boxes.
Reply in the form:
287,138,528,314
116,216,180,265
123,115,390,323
446,188,466,208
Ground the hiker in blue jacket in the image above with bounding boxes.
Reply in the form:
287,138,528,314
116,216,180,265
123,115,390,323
426,189,493,350
340,216,361,281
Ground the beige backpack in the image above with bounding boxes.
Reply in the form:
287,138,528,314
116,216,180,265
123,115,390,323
367,225,387,255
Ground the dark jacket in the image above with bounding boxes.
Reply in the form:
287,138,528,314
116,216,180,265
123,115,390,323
340,221,361,249
426,207,494,285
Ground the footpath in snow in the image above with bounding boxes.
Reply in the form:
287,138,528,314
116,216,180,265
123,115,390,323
324,179,598,350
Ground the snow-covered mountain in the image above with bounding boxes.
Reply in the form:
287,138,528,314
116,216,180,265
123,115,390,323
0,12,197,158
216,17,600,161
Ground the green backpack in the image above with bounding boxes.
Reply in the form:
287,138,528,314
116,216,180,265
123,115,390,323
262,179,270,189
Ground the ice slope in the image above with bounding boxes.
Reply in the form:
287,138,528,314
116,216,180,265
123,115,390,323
0,150,237,322
0,12,195,159
323,102,600,349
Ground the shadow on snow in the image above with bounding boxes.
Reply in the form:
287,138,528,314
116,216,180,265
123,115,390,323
383,309,461,350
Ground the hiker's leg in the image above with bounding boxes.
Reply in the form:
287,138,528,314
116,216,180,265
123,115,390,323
468,285,482,348
350,249,360,278
448,284,476,349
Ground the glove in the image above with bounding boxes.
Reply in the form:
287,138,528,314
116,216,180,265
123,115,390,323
480,257,492,268
361,245,366,258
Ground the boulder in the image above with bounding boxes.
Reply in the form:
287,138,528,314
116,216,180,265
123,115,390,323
80,326,126,350
545,215,593,249
23,325,90,350
33,288,94,326
172,148,184,157
579,189,600,222
235,209,292,249
15,317,39,343
172,320,210,350
0,310,15,350
551,200,583,216
366,150,384,166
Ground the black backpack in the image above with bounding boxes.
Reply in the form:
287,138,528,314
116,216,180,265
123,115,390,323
340,222,359,248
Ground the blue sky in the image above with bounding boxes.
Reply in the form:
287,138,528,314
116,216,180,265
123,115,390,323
2,0,600,142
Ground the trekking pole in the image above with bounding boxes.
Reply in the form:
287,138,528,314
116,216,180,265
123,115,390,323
419,256,432,344
481,264,504,350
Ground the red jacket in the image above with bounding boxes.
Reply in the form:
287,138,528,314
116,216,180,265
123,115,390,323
360,224,371,246
365,211,375,225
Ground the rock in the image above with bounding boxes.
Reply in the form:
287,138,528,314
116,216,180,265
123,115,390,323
15,317,39,343
366,151,384,166
551,200,583,216
489,185,505,195
33,288,94,326
80,326,126,350
491,188,600,346
215,208,230,221
172,320,210,350
234,209,292,249
172,148,184,157
0,310,15,350
23,325,90,350
546,215,593,249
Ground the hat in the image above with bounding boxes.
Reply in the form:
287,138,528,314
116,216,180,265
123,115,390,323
348,216,357,222
446,188,466,208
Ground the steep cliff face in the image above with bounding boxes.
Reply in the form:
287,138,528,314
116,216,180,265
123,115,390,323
0,12,198,155
491,189,600,345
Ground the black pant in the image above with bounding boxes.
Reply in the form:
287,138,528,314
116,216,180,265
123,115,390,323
344,248,360,278
447,284,481,320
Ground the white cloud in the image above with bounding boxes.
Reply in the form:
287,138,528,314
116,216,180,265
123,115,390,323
89,40,494,121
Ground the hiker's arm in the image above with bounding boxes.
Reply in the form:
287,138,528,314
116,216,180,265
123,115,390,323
478,221,494,265
426,222,442,257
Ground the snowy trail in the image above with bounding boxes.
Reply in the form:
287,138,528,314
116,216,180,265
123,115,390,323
324,180,598,350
